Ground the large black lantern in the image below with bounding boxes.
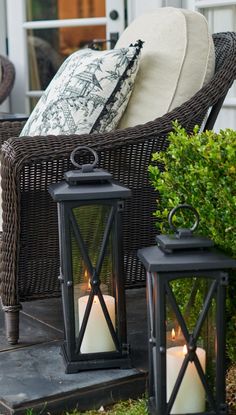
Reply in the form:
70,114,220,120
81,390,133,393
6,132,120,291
138,205,236,415
49,147,131,373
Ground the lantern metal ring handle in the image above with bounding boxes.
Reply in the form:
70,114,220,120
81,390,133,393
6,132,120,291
70,146,98,172
168,204,199,233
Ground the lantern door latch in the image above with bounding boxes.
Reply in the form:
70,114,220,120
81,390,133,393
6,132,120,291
122,343,131,355
118,201,124,212
220,272,229,286
149,336,156,346
58,271,64,283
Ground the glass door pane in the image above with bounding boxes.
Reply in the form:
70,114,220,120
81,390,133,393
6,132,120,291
7,0,125,113
26,0,106,96
26,0,106,20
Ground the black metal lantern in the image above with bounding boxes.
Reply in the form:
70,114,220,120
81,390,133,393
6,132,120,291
49,147,131,373
138,205,236,415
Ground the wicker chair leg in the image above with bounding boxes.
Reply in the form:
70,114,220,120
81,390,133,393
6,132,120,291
5,310,20,345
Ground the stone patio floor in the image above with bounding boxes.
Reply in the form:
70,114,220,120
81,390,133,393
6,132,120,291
0,288,148,415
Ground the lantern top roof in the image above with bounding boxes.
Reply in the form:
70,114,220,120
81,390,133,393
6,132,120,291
156,234,214,251
137,244,236,272
48,176,131,201
64,168,112,185
49,146,131,201
138,204,236,271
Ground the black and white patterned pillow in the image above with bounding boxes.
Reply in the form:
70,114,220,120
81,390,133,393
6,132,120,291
20,41,143,136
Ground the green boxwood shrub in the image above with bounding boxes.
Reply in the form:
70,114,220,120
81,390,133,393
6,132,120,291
148,122,236,363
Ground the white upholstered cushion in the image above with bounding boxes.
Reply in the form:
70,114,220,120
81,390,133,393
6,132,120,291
116,8,215,129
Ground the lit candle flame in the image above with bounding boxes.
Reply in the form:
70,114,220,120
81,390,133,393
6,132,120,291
183,344,188,355
171,328,176,341
84,269,91,291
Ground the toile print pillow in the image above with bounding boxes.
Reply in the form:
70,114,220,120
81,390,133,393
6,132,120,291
20,41,143,137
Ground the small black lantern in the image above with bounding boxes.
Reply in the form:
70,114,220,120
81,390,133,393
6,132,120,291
138,205,236,415
49,147,131,373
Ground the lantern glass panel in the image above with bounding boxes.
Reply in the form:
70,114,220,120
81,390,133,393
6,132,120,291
166,275,217,414
70,203,116,354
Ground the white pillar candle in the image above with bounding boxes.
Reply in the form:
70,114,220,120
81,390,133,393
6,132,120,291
167,346,206,414
78,294,116,353
74,283,108,336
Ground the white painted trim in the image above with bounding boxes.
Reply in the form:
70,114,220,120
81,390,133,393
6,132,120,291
26,90,43,97
0,0,9,112
222,97,236,107
195,0,236,8
0,0,7,54
106,0,125,42
165,0,182,6
6,0,29,113
25,92,236,107
126,0,164,24
126,0,135,24
23,17,107,30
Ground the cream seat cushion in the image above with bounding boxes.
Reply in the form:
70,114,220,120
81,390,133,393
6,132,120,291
116,7,215,129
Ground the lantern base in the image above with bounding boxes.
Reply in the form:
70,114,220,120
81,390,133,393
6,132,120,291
61,344,132,374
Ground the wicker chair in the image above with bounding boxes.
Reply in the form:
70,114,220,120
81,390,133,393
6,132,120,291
0,55,15,105
0,32,236,344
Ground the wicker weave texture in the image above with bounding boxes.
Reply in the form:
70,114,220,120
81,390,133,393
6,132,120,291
0,32,236,308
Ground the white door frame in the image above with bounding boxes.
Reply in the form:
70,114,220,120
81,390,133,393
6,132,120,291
195,0,236,130
6,0,28,113
0,0,9,111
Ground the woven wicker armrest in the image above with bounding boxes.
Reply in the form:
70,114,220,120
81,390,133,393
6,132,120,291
1,119,171,163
